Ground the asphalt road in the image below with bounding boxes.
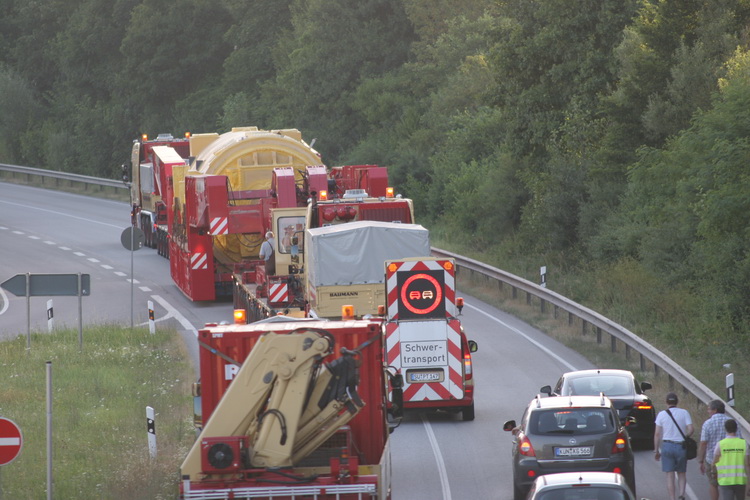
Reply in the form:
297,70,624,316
0,182,712,500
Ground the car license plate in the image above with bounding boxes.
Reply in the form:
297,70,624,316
555,446,592,457
407,370,443,383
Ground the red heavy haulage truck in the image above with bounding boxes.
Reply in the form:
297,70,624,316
181,316,401,500
126,127,414,315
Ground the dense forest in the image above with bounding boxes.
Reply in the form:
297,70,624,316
1,0,749,373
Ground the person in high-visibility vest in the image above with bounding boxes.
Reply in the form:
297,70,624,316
713,419,750,500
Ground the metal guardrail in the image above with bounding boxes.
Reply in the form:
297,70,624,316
432,247,750,436
0,163,129,198
1,163,744,433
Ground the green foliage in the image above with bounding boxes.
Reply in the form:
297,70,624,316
1,0,750,385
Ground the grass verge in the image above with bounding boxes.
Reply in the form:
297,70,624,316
0,325,195,499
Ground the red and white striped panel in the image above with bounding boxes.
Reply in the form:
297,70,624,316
191,252,208,270
210,217,229,235
386,318,464,403
269,283,289,304
385,259,455,320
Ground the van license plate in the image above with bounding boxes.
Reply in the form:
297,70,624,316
408,371,442,383
555,446,592,457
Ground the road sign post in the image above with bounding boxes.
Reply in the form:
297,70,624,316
121,226,145,331
1,273,90,349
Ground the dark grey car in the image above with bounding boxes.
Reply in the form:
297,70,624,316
503,395,636,500
540,369,655,449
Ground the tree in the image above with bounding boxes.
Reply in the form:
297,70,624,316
260,0,416,160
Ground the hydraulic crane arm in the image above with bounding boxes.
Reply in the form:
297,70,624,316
181,328,368,480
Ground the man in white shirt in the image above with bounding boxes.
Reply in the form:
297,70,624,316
259,231,275,275
654,392,694,500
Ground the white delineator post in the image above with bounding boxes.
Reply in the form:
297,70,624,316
146,406,157,459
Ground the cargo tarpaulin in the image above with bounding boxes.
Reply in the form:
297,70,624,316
306,221,430,287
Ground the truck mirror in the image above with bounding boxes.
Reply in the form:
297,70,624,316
503,420,516,432
468,340,478,353
540,385,552,396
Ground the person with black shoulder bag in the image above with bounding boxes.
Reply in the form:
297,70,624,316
654,392,695,500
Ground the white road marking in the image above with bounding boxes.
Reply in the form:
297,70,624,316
0,199,123,229
150,295,197,335
464,302,577,371
422,413,452,500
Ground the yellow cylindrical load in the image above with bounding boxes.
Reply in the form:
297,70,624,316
183,127,321,265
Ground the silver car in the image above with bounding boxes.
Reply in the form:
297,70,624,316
526,471,647,500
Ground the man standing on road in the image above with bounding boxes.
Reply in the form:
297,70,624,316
713,419,749,500
259,231,276,276
655,392,694,500
699,400,743,500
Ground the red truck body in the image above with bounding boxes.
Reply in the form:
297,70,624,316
184,317,393,500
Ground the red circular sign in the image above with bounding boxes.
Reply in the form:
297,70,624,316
0,418,23,466
400,273,443,315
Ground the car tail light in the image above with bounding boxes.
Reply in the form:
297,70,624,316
518,435,535,457
612,432,628,454
464,352,473,380
634,401,652,410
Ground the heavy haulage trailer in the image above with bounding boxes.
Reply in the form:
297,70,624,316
126,127,414,314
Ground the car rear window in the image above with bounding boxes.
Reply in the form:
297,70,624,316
536,487,627,500
530,409,614,435
567,376,633,397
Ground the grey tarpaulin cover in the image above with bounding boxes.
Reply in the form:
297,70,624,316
306,221,431,287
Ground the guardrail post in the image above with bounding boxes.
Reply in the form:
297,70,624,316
654,363,660,377
582,320,587,336
553,305,558,319
568,312,574,326
610,334,616,353
625,344,631,361
540,298,546,314
526,291,531,305
512,286,517,299
596,327,602,344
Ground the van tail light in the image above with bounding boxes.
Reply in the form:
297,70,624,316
518,434,536,457
634,401,652,410
612,432,628,454
464,352,473,380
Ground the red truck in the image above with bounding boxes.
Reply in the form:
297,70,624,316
182,316,401,500
126,128,414,316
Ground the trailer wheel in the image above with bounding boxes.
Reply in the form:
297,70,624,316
461,403,475,421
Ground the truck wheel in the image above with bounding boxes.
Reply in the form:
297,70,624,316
462,403,475,421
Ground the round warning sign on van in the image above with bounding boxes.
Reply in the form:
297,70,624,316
398,269,446,320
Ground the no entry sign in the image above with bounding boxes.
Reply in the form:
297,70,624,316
0,418,23,466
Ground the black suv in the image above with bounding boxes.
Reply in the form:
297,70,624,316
503,395,635,500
